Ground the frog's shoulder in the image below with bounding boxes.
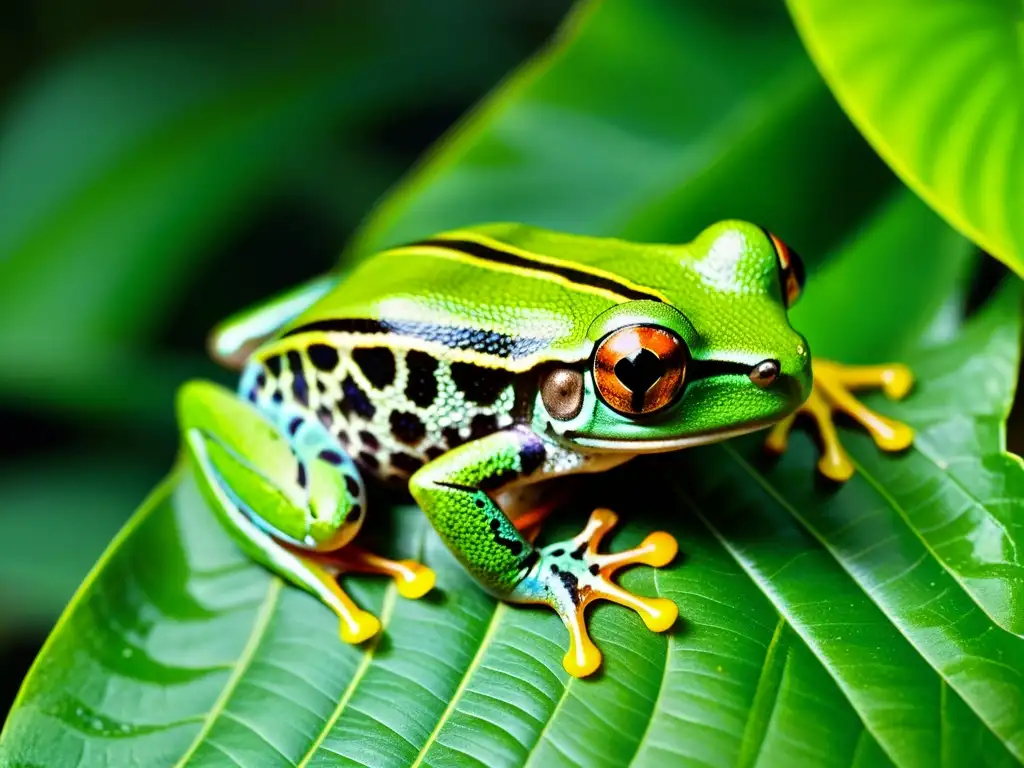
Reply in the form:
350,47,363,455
271,224,682,373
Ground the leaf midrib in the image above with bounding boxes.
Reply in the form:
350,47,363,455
172,577,282,767
409,602,507,767
295,561,404,766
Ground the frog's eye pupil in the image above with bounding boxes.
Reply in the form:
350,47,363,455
593,325,687,416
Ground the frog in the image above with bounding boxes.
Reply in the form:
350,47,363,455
178,220,914,678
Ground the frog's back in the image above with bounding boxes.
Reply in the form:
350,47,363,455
245,224,681,483
278,224,679,372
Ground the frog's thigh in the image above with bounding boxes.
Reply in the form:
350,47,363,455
179,380,379,643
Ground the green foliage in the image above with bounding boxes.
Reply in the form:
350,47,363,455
2,0,1022,766
786,0,1024,278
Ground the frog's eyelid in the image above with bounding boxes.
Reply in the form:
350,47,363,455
760,227,805,308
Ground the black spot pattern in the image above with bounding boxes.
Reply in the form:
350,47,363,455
390,452,424,476
255,372,267,389
425,446,446,462
520,550,540,573
264,356,282,377
345,475,360,499
405,350,439,408
390,411,426,446
519,435,546,475
353,347,396,390
348,504,363,522
308,343,339,372
339,376,375,419
287,417,303,437
318,450,343,466
469,414,499,440
317,406,333,429
450,362,513,405
288,351,308,407
359,431,380,452
358,451,379,471
296,463,307,488
558,570,581,605
337,430,351,448
442,427,465,450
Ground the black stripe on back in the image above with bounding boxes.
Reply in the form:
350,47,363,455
281,318,551,360
411,238,662,303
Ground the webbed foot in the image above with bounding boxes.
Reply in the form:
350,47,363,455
765,359,915,481
512,508,678,678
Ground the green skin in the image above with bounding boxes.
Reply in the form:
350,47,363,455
178,220,812,674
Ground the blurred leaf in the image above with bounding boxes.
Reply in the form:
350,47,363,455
785,0,1024,277
0,3,556,416
4,0,1022,766
0,457,160,630
350,0,895,267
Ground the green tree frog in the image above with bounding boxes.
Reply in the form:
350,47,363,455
179,221,913,678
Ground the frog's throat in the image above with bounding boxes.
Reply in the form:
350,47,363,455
563,419,776,454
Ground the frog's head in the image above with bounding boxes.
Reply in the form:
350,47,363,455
537,220,813,452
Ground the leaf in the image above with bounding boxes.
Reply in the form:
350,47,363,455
5,0,1023,766
349,0,895,268
784,0,1024,277
3,277,1019,766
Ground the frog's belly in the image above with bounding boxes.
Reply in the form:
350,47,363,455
245,342,531,483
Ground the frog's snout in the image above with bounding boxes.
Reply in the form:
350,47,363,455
787,339,813,405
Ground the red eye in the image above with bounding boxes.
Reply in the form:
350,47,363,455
593,325,687,416
767,231,805,308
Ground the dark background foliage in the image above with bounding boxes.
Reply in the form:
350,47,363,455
2,2,1023,762
0,0,572,714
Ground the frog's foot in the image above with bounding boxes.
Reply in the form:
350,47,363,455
765,359,915,482
298,552,382,644
320,546,435,600
512,508,678,678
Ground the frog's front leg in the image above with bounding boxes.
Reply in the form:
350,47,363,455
765,360,915,481
178,380,433,643
409,426,678,678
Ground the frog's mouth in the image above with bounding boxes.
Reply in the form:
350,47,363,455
559,419,776,454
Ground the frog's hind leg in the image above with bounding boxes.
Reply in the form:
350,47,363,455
409,427,678,678
208,274,339,370
179,379,388,643
765,359,914,481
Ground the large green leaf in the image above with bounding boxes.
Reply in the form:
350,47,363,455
4,0,1023,766
784,0,1024,277
2,256,1019,767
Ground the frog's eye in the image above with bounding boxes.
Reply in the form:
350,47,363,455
593,325,687,416
766,230,806,308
